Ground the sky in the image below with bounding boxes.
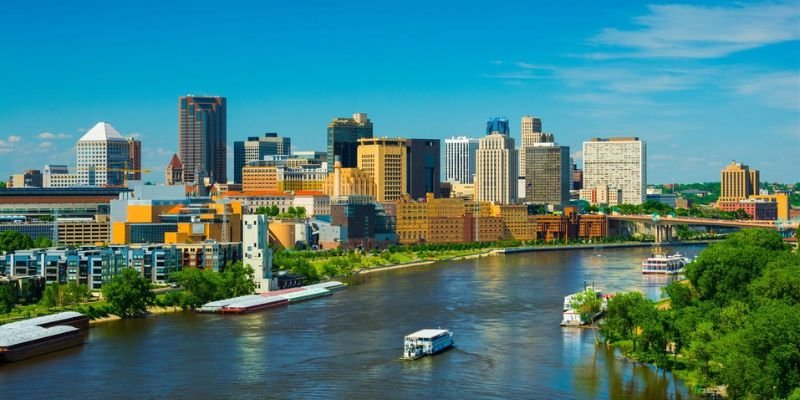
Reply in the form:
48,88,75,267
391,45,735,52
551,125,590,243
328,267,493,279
0,0,798,184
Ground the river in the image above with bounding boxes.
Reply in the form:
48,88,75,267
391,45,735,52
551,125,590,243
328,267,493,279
0,245,704,399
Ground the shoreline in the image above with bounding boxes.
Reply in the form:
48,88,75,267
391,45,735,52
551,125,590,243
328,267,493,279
353,240,715,276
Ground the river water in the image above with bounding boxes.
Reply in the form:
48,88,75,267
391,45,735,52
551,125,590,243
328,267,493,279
0,245,704,399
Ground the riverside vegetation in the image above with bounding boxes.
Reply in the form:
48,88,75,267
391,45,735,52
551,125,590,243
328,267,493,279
596,229,800,398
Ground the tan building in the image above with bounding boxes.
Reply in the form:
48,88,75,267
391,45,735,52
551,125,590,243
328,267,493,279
242,165,278,192
519,115,554,178
357,138,407,202
275,165,326,192
579,185,622,206
166,154,184,185
57,220,110,245
475,133,517,205
323,162,376,199
720,161,759,204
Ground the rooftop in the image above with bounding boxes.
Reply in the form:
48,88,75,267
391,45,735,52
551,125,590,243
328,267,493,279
79,122,127,142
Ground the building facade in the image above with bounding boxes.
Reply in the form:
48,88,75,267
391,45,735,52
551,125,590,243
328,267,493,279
322,162,376,199
444,136,479,184
233,133,291,184
178,96,227,185
127,138,142,181
583,137,647,205
524,143,570,206
326,113,373,172
243,215,273,292
475,133,517,205
76,122,130,187
719,161,760,204
357,138,407,202
519,115,554,178
486,117,510,135
405,139,440,200
165,154,184,185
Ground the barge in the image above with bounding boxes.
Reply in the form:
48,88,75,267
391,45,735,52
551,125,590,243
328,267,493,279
220,296,288,314
402,329,454,360
0,312,89,363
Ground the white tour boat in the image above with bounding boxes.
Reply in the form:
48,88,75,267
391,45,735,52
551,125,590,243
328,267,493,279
561,286,610,327
402,329,454,360
641,252,690,274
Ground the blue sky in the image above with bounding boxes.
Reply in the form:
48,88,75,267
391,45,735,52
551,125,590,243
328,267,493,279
0,0,798,184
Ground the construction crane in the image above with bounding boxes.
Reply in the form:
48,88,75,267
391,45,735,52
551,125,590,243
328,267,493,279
106,168,152,187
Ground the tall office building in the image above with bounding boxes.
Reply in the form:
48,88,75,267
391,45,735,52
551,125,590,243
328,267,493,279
719,161,759,203
357,137,407,202
233,133,291,184
242,214,273,293
76,122,130,186
406,139,440,199
444,136,479,184
127,138,142,181
524,143,570,205
178,96,227,185
583,137,647,205
519,116,554,185
486,117,510,135
327,113,373,173
475,132,517,205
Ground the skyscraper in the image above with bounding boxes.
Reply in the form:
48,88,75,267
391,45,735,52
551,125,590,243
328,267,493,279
583,137,647,205
444,136,479,184
76,122,130,186
327,113,373,173
127,138,142,181
719,161,760,203
357,137,407,202
233,133,291,184
486,117,510,135
475,131,517,205
178,96,227,185
405,139,441,200
524,143,570,205
519,116,554,181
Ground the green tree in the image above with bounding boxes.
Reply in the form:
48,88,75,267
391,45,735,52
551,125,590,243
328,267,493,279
41,283,65,307
294,206,306,219
169,268,224,309
222,262,256,297
0,231,35,253
33,236,53,248
570,288,603,343
102,268,155,318
269,205,280,216
0,284,16,313
662,281,694,310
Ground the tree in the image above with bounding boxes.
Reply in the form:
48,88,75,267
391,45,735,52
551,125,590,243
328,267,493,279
221,262,256,298
269,205,280,216
102,268,155,318
662,281,693,310
294,206,306,219
33,236,53,248
169,268,224,309
0,284,16,313
41,283,65,307
601,291,648,351
570,288,603,343
0,231,35,253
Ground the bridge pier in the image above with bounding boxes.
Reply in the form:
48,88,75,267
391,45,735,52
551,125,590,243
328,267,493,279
654,225,673,244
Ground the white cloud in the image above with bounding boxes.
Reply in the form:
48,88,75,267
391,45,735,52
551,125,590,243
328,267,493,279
589,2,800,59
734,72,800,110
39,141,53,149
128,132,144,139
7,135,21,143
37,132,71,140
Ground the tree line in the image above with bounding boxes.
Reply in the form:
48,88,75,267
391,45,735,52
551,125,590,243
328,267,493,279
599,229,800,398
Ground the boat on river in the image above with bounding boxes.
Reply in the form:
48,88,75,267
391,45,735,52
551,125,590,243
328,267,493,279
402,329,454,360
641,252,689,274
561,286,610,327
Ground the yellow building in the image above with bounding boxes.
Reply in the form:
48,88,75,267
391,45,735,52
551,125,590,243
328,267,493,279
357,137,407,202
720,161,759,204
493,204,535,241
749,193,790,220
112,200,242,245
322,162,376,199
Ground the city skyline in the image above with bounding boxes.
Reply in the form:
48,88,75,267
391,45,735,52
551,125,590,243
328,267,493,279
0,1,797,183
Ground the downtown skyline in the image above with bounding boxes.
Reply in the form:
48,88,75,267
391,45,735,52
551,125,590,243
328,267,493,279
1,0,798,183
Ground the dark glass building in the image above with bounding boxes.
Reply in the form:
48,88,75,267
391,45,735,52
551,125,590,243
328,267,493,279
524,144,571,206
326,113,373,172
486,117,510,135
405,139,441,200
178,96,227,184
232,133,289,184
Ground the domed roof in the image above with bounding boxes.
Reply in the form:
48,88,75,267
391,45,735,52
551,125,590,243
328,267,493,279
79,122,126,142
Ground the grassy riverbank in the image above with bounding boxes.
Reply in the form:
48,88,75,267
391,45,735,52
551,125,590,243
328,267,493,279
274,238,716,282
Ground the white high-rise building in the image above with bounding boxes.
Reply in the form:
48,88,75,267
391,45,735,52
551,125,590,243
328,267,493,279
583,137,647,205
243,214,273,293
444,136,479,184
76,122,130,186
519,116,554,182
475,133,518,204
